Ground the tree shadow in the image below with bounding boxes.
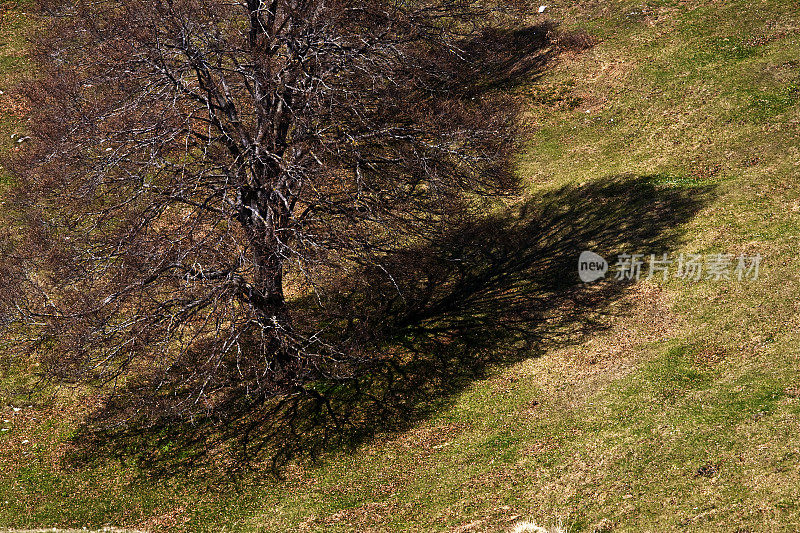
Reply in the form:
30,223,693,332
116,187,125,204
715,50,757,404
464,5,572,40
54,20,599,479
450,22,594,94
66,174,713,478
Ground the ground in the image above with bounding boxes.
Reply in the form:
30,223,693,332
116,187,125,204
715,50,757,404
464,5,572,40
1,0,800,531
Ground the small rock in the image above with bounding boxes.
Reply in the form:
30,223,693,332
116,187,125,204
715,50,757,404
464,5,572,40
21,440,29,445
12,407,20,412
538,5,547,13
1,428,9,432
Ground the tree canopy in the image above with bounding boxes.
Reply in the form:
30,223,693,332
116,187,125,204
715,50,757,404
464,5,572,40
0,0,542,459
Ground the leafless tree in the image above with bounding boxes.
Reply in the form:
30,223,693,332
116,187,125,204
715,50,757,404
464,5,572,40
1,0,532,437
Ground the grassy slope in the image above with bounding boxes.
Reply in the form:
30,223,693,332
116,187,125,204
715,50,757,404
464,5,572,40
0,1,28,184
2,0,800,531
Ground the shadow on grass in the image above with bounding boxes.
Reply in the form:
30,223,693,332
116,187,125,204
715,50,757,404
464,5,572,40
66,174,712,478
57,20,601,478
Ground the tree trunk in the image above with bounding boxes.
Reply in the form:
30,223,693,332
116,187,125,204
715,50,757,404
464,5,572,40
253,241,290,328
251,237,299,374
239,185,296,371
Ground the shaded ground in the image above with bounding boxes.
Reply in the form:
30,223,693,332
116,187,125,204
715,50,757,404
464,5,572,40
71,175,709,476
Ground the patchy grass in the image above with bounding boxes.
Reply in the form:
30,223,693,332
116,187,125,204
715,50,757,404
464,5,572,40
0,0,30,185
2,0,800,531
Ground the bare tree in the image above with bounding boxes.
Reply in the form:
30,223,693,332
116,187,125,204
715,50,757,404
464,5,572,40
2,0,528,433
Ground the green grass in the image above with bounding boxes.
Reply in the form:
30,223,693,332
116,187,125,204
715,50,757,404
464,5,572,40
3,0,800,531
0,0,30,185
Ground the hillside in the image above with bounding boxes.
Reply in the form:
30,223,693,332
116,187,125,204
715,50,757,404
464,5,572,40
1,0,800,531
